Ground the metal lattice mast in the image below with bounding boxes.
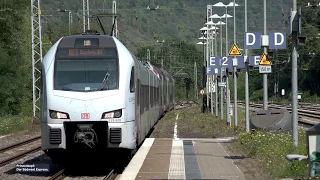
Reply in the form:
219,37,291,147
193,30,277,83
206,5,211,111
31,0,43,123
194,62,198,100
147,49,150,62
112,0,118,38
69,11,72,35
82,0,87,32
86,0,90,30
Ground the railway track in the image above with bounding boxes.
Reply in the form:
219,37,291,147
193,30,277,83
0,146,41,167
238,101,320,107
175,100,199,110
241,103,320,126
49,168,118,180
48,169,65,180
0,136,42,167
0,135,40,153
104,169,118,180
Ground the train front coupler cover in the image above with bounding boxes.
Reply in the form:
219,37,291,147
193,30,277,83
64,121,108,154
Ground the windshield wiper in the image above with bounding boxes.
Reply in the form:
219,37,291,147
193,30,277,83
96,72,110,91
62,87,73,91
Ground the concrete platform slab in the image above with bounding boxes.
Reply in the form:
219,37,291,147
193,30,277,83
118,138,246,180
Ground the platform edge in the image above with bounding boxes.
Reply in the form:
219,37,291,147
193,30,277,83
117,138,155,180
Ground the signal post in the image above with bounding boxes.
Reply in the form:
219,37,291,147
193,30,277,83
228,43,242,127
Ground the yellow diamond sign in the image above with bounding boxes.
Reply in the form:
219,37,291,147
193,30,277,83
228,44,242,56
259,53,272,65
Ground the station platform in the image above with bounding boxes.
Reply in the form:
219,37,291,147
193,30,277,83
118,138,246,180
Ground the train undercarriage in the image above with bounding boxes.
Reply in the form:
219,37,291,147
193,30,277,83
45,121,133,171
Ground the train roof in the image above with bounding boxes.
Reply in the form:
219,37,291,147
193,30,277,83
160,68,174,83
58,34,117,48
153,66,165,78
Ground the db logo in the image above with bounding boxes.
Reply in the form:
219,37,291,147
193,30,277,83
81,113,90,119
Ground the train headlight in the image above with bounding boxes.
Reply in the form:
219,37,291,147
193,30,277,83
49,110,70,119
102,109,122,119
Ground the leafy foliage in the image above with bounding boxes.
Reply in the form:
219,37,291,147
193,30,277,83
135,39,203,101
38,0,294,101
0,0,32,116
1,0,320,119
236,130,308,178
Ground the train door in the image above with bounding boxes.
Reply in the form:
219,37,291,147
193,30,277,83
164,77,166,112
134,65,141,146
165,79,167,110
167,78,170,107
160,78,162,114
172,79,175,107
157,77,159,118
127,66,136,148
152,75,155,126
148,70,151,136
161,77,163,112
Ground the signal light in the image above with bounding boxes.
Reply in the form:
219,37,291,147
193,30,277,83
298,36,307,45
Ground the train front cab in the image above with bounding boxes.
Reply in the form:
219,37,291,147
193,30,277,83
41,35,138,165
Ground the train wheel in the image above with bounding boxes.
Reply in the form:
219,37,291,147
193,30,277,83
114,149,132,173
45,150,66,165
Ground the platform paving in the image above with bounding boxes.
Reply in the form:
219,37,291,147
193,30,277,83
118,138,246,180
193,139,246,180
135,138,172,179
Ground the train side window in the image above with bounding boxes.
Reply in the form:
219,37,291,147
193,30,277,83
130,67,134,93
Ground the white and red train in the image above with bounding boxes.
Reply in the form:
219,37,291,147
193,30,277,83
40,31,175,165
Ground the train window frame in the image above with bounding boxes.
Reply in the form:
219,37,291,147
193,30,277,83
130,67,135,93
53,58,119,92
53,46,120,92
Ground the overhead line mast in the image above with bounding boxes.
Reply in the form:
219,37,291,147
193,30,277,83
112,0,118,38
31,0,43,123
83,0,90,32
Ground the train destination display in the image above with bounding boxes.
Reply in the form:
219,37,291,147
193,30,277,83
56,48,118,59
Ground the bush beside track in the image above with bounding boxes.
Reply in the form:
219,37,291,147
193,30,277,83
0,115,37,136
235,101,309,178
234,130,308,179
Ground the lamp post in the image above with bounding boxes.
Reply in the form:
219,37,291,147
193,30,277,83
244,0,250,132
209,31,216,115
213,2,238,127
154,37,165,64
57,9,73,35
222,12,233,126
211,25,219,117
210,14,226,121
199,28,208,112
232,0,240,127
205,21,219,115
213,2,239,54
210,26,219,117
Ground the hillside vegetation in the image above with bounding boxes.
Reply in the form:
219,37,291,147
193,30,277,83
39,0,292,102
40,0,290,53
1,0,320,134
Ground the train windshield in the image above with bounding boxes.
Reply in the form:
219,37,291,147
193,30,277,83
53,58,119,92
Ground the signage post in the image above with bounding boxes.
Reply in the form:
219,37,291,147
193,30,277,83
228,43,242,127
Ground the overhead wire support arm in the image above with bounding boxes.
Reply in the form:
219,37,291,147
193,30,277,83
90,13,121,36
110,16,117,36
96,16,106,35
